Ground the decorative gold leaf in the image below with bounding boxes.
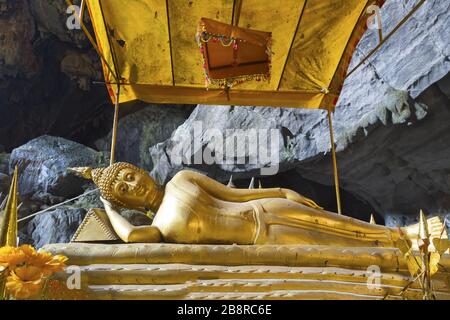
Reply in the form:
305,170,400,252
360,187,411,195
395,239,412,255
432,238,450,255
430,252,441,276
405,253,421,277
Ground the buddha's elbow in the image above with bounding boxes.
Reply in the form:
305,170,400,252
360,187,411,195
127,227,161,243
121,233,134,243
126,230,142,243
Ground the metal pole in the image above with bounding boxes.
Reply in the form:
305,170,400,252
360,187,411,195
65,0,118,83
79,0,86,21
110,84,121,165
327,109,342,215
377,11,383,44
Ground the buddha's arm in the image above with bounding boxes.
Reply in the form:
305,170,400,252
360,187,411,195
100,198,162,243
175,171,322,209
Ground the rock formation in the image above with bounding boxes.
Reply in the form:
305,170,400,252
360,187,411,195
25,206,87,249
95,105,194,172
0,0,110,150
9,135,105,204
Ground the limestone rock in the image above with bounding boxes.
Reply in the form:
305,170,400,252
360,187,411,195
0,153,10,174
120,210,153,227
10,136,105,203
0,153,10,198
29,0,87,46
0,0,38,78
0,0,111,150
71,188,103,211
25,206,87,249
95,105,193,172
0,172,8,197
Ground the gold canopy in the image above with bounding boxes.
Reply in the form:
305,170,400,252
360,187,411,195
83,0,385,110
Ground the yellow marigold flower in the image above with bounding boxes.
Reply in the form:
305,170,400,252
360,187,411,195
1,245,68,299
23,246,51,265
6,266,44,300
19,245,68,276
43,254,68,274
0,246,26,269
37,253,68,276
19,245,38,257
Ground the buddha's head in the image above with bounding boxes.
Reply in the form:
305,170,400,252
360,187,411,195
69,162,162,211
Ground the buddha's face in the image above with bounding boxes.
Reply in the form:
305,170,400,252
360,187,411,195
111,168,157,209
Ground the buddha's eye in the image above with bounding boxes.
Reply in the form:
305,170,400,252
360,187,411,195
125,173,134,181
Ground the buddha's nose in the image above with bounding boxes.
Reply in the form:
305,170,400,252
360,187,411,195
126,181,138,188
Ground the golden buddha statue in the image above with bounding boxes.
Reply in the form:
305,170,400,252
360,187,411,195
69,162,445,247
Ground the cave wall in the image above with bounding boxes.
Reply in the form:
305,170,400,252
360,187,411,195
0,0,111,151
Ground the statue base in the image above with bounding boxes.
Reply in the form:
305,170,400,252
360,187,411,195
42,243,450,300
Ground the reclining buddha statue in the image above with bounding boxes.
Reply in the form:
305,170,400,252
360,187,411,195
69,162,444,247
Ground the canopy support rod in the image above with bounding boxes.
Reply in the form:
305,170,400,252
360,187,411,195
165,0,175,85
377,8,383,44
232,0,243,26
110,84,121,165
327,109,342,215
277,0,308,91
65,0,118,83
79,0,86,21
347,0,426,79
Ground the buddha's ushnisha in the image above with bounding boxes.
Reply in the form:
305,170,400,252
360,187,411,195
70,162,446,246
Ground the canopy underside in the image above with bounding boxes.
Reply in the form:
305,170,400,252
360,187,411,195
86,0,385,109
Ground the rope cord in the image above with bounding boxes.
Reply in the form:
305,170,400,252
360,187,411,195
18,189,100,223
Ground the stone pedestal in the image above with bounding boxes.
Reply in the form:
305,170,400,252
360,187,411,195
42,243,450,300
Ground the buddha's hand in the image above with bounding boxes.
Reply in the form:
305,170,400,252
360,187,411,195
283,190,323,210
100,197,119,212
